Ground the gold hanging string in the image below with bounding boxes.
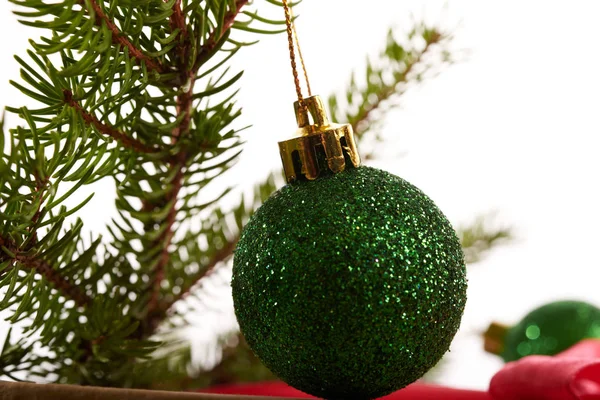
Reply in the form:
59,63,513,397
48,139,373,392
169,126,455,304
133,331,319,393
282,0,312,109
290,6,312,97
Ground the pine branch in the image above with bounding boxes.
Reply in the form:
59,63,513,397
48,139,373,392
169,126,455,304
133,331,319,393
144,0,272,318
194,0,249,71
458,214,512,264
17,255,90,308
0,236,91,307
82,0,167,74
327,25,457,160
0,162,91,308
2,0,321,386
26,172,48,246
146,166,183,317
138,239,237,339
169,0,188,72
143,0,249,335
166,239,237,313
350,37,438,136
63,89,161,154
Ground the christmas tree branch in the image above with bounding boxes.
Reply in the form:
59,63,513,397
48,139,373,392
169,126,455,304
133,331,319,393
0,235,91,307
16,254,91,307
0,165,91,307
144,0,249,333
26,172,49,246
63,89,161,154
83,0,167,74
153,171,281,338
164,239,237,314
328,26,456,161
169,0,188,71
146,166,183,318
458,214,512,264
194,0,249,71
1,0,298,385
350,36,439,136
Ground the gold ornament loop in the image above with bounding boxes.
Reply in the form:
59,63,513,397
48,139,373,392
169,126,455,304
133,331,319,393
282,0,305,110
289,5,312,98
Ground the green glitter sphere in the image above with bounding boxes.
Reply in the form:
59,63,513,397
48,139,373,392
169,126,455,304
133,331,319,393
500,301,600,362
232,166,467,399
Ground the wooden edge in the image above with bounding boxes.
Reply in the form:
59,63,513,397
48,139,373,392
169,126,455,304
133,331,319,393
0,381,300,400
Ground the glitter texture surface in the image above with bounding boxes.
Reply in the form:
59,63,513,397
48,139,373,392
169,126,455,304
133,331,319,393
232,167,467,399
502,300,600,362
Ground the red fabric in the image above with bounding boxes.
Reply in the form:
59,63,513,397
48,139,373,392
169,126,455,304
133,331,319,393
201,339,600,400
202,381,489,399
489,339,600,400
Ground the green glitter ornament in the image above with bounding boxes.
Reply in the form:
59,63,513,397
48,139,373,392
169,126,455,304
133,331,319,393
232,96,467,399
485,300,600,362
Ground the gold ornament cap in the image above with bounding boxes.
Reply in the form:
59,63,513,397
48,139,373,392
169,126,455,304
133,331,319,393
278,95,361,183
483,322,510,356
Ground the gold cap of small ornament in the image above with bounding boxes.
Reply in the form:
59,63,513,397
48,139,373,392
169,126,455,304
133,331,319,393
278,95,361,183
483,322,509,355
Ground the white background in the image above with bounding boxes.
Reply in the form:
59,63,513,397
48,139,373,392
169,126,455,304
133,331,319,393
1,0,600,391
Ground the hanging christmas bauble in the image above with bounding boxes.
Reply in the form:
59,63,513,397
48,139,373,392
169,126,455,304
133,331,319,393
232,96,467,399
484,300,600,362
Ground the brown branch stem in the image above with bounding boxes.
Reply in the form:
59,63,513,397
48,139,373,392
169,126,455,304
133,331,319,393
351,40,438,135
145,164,183,315
145,89,193,326
142,1,248,337
170,0,189,74
63,89,160,154
141,239,237,336
0,171,89,306
0,236,91,307
25,174,50,248
194,0,249,71
168,239,237,311
82,0,166,74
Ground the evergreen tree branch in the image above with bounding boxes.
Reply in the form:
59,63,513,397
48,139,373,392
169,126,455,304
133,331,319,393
0,159,92,308
1,0,304,385
165,239,236,314
194,0,249,71
146,165,183,318
26,172,48,246
155,171,281,337
144,0,249,333
327,25,457,160
62,89,161,154
0,235,91,307
144,0,268,322
169,0,188,71
83,0,167,74
350,37,438,136
458,214,512,264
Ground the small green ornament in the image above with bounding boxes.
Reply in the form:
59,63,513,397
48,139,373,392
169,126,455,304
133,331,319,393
484,300,600,362
232,96,467,400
